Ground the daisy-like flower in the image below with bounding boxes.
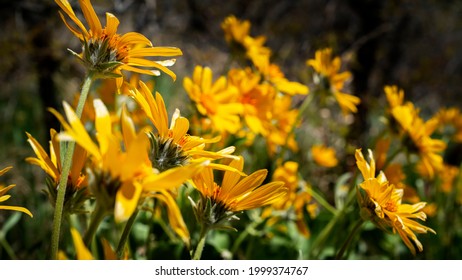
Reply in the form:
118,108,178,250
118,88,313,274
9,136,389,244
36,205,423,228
190,156,287,229
311,144,338,168
50,99,206,223
262,161,317,237
355,149,436,255
26,129,88,213
391,103,446,178
0,166,33,217
55,0,182,86
131,80,242,173
221,15,271,72
183,66,244,135
265,63,309,96
307,48,360,115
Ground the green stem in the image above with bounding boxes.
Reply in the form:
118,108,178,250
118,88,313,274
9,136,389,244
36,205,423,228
50,73,94,259
83,202,107,247
307,187,338,215
309,188,356,259
335,219,364,260
0,235,17,260
192,226,209,260
116,209,139,259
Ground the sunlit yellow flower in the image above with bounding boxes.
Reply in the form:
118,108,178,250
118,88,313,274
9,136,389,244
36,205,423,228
263,161,316,237
384,85,405,109
431,107,462,143
311,144,338,167
55,0,182,86
50,99,206,223
228,67,273,136
221,15,271,72
0,166,33,217
265,63,309,96
355,149,436,255
183,66,243,135
391,103,446,178
191,156,287,228
266,95,300,154
26,129,88,213
130,80,241,174
307,48,360,115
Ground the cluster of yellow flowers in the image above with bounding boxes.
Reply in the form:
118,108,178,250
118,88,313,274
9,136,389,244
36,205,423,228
4,0,459,260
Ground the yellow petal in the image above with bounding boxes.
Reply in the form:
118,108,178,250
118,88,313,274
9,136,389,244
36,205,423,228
70,227,93,260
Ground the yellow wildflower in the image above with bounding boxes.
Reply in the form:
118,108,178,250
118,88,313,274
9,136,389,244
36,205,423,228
307,48,360,115
311,144,338,167
55,0,182,86
50,99,206,223
26,129,88,213
0,166,33,217
355,149,436,255
183,66,243,135
191,156,287,228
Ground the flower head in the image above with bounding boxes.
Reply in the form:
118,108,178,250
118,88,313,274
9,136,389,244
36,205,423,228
190,156,287,229
355,149,436,255
311,144,338,167
307,48,360,115
131,80,241,173
183,66,243,135
26,129,88,213
55,0,182,86
50,99,206,222
0,166,33,217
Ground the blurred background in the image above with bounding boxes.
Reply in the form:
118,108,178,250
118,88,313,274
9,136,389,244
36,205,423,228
1,0,462,259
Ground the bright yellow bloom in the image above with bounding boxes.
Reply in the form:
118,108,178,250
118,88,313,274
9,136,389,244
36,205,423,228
55,0,182,86
221,15,271,72
355,149,436,255
265,63,309,96
130,80,241,174
391,103,446,178
384,85,405,109
26,129,88,212
191,156,287,228
183,66,243,134
431,107,462,143
263,161,316,237
50,99,206,223
307,48,360,115
311,144,338,167
0,166,33,217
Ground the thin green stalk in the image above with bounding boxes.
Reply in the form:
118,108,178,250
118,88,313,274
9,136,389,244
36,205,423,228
116,209,139,259
0,235,17,260
307,187,338,215
83,202,108,247
192,226,209,260
309,188,356,259
51,73,94,259
335,219,364,259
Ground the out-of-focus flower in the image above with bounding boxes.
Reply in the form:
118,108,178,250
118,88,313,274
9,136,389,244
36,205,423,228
263,161,317,237
307,48,360,115
311,144,338,167
55,0,182,86
391,103,446,178
355,149,436,255
0,166,33,217
183,66,243,135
